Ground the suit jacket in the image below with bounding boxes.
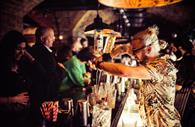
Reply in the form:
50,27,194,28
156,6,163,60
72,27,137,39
29,43,64,101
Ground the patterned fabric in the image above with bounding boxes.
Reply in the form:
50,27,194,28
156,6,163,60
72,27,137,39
140,58,181,127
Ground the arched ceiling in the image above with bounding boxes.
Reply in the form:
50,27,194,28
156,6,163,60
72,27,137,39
1,0,195,41
25,0,194,40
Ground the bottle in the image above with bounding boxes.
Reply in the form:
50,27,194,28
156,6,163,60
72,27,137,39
94,30,104,56
127,89,137,112
121,77,126,93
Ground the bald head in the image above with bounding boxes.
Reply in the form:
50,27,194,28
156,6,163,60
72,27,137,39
35,27,55,47
35,27,53,42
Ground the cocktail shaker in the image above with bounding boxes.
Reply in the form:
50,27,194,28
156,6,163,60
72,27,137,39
77,99,89,127
62,98,74,116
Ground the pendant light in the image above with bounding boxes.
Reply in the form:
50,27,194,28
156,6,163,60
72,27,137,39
98,0,182,9
85,4,110,32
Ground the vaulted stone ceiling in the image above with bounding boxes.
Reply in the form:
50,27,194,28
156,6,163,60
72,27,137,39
27,0,195,41
1,0,195,42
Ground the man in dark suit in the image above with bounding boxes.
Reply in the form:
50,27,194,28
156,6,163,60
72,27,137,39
28,27,65,126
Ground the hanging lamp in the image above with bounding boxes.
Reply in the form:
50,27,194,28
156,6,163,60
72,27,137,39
85,3,110,32
98,0,182,9
85,13,110,32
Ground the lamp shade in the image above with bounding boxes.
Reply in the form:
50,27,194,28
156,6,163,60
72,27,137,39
98,0,182,8
85,14,110,32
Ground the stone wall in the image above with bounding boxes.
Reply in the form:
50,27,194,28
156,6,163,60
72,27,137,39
0,0,44,39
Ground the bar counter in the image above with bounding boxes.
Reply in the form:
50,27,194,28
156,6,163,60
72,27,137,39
53,86,131,127
111,89,130,127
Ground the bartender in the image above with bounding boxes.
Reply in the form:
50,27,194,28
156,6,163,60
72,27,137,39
94,26,181,127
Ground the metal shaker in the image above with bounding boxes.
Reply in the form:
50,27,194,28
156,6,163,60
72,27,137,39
77,99,89,127
62,98,74,116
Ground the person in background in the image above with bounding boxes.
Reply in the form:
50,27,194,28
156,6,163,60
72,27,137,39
56,44,94,99
67,35,83,55
58,45,94,90
175,41,194,91
80,37,88,48
77,46,95,86
79,36,96,75
0,30,30,127
28,27,65,126
160,41,182,63
94,26,181,127
174,39,195,127
56,44,74,91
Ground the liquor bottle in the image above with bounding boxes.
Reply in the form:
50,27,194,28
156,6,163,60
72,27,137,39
94,30,104,56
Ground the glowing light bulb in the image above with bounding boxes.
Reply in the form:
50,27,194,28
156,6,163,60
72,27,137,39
119,9,125,14
59,35,63,40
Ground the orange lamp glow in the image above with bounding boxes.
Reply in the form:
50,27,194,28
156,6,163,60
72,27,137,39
98,0,182,8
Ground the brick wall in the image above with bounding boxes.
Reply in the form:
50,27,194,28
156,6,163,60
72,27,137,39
0,0,44,39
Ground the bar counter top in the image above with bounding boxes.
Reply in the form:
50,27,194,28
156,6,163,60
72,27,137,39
54,86,130,127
